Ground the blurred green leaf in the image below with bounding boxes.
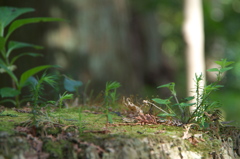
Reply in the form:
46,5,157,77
0,7,34,28
184,96,195,101
7,41,43,57
0,99,16,105
219,67,233,73
157,113,176,117
10,52,43,65
179,102,195,107
108,113,113,123
64,76,83,92
0,36,5,51
106,81,121,91
152,98,171,105
0,87,20,97
19,65,57,87
207,68,219,72
0,61,18,84
6,18,63,40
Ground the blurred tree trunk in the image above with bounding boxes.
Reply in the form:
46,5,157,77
183,0,205,112
76,0,139,92
74,0,162,93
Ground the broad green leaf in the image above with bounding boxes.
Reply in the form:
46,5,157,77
0,7,34,28
207,68,219,72
0,62,18,84
157,113,176,117
6,17,63,40
152,98,171,105
7,41,43,57
19,65,57,87
0,87,20,97
219,67,233,73
64,76,83,92
10,52,43,65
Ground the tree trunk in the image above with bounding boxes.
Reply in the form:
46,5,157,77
183,0,205,112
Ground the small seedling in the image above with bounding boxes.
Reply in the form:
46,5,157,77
104,81,121,124
152,59,234,127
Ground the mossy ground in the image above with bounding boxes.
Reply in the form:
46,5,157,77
0,106,224,158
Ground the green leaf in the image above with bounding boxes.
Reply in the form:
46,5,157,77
60,93,73,100
152,98,171,105
179,102,196,107
0,99,16,105
0,87,20,97
184,96,195,101
219,67,233,73
106,81,121,91
6,17,63,40
19,65,58,88
157,113,176,117
10,52,43,65
107,113,113,123
0,62,18,84
64,76,83,92
0,7,34,28
215,59,234,67
7,41,43,57
157,82,175,89
207,68,219,72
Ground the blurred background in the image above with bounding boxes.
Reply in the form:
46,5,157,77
0,0,240,123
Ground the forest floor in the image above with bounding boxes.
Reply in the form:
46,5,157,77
0,103,239,158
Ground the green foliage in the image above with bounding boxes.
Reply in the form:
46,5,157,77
27,73,57,125
104,81,121,124
153,59,234,127
58,92,74,109
0,7,62,107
